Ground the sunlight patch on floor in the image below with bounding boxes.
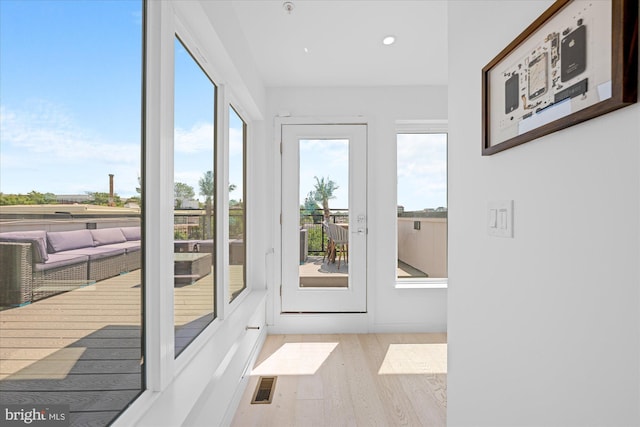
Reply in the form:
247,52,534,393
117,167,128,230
251,342,338,376
378,343,447,375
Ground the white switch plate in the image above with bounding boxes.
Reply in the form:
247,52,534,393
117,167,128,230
488,200,513,238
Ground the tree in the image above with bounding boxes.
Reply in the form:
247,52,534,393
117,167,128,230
301,191,320,221
43,192,57,203
26,191,46,204
174,182,195,208
0,191,57,205
198,172,214,202
312,176,339,221
86,192,123,207
0,193,28,205
198,171,214,238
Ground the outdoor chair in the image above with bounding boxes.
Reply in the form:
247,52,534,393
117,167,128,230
326,223,349,269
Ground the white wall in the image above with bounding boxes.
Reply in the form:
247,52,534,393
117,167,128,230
267,86,448,332
447,2,640,426
398,217,447,278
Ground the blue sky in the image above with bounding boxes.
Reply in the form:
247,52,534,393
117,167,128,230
299,139,349,210
300,134,447,212
397,133,447,211
0,0,244,202
1,0,143,198
1,1,443,211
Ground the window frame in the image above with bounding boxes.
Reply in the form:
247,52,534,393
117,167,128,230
113,3,267,424
227,104,248,303
395,120,449,290
172,33,218,357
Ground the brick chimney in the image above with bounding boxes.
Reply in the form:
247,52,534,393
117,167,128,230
109,174,115,206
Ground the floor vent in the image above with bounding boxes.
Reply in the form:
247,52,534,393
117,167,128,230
251,376,277,404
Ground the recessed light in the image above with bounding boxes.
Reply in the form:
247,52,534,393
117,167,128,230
283,1,294,14
304,47,309,53
382,35,396,46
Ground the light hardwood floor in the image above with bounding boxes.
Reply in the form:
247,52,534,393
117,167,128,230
231,333,447,427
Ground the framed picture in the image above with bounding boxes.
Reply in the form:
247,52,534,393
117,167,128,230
482,0,637,155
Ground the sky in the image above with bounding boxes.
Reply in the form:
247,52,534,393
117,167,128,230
0,0,243,202
174,38,244,203
397,133,447,211
300,133,447,212
0,1,444,211
299,139,349,210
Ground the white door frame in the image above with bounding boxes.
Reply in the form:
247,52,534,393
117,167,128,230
280,123,367,313
270,117,373,331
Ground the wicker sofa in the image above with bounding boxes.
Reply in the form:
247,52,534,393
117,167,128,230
0,226,141,307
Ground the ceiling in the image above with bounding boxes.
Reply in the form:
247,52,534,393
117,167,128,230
229,0,448,87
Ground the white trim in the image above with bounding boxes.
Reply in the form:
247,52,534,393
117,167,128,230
143,0,176,391
396,119,448,133
280,124,367,312
118,2,269,425
167,19,224,371
217,327,267,426
129,291,267,427
268,312,370,335
272,116,376,333
395,279,448,289
220,86,232,316
227,102,250,309
182,291,268,426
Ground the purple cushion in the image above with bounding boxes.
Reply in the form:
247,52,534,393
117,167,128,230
90,228,126,246
47,230,94,253
107,241,141,253
34,253,88,272
0,231,49,262
120,226,141,241
62,246,126,260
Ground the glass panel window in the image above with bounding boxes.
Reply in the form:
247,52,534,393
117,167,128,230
0,1,144,425
299,139,349,288
228,107,246,301
397,133,448,280
173,37,216,356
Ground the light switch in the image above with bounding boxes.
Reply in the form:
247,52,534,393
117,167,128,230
489,209,497,228
488,200,513,238
498,209,507,229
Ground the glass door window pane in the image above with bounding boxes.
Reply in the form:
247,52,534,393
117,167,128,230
299,139,349,288
173,37,216,356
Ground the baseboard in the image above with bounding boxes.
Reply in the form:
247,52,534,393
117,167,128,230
182,320,267,426
371,322,448,334
219,328,268,426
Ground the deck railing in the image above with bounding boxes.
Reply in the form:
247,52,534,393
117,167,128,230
299,208,348,255
300,208,448,278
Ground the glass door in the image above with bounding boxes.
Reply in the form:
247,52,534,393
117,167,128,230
281,124,367,312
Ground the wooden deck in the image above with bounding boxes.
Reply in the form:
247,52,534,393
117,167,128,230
0,262,235,426
0,270,143,426
299,256,427,287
